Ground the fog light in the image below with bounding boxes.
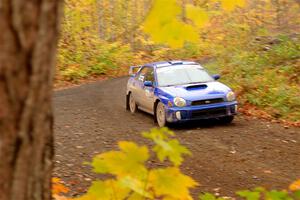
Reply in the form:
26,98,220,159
175,111,181,120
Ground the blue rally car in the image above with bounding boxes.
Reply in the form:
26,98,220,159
126,61,238,127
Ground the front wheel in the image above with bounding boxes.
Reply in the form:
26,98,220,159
219,116,234,124
156,102,167,127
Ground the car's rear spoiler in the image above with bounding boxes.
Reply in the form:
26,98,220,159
129,66,141,76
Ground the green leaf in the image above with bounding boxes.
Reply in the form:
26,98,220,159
293,191,300,199
199,193,227,200
199,193,217,200
265,190,292,200
236,190,261,200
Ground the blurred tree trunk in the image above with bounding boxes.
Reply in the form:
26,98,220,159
272,0,282,30
181,0,187,22
130,0,138,49
110,0,115,41
98,0,106,39
0,0,62,200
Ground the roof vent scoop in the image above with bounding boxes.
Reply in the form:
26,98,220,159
186,84,207,90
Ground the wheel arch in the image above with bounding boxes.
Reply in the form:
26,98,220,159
153,99,161,122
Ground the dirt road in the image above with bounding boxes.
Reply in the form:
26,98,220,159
53,77,300,197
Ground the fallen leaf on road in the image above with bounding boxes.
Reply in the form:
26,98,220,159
53,194,69,200
289,180,300,191
263,170,272,174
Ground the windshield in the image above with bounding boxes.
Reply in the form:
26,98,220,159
156,65,214,87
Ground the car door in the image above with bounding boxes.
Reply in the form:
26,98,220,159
138,67,155,113
132,67,149,106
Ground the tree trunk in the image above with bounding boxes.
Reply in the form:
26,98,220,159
0,0,62,200
110,0,115,41
98,0,105,39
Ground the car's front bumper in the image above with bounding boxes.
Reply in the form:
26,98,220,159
165,101,238,123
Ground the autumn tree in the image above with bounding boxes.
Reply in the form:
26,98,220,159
0,1,62,200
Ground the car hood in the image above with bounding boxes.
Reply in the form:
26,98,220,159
158,81,231,101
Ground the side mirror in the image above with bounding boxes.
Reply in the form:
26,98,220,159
144,81,153,87
212,74,221,80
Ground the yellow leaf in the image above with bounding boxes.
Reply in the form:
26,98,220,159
74,180,129,200
127,193,145,200
221,0,245,11
143,127,174,141
154,139,191,166
144,128,191,166
148,167,198,199
186,4,209,28
289,180,300,191
92,141,149,178
119,176,153,198
143,0,199,48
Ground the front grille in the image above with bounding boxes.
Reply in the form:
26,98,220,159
191,98,224,106
191,107,227,119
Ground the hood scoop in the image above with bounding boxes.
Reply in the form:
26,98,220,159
186,84,208,91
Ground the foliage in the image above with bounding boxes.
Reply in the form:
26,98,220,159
52,178,69,200
57,0,134,82
205,35,300,121
143,0,245,48
74,128,197,200
141,0,300,122
57,0,300,122
52,178,69,195
142,127,191,166
143,0,199,48
200,181,300,200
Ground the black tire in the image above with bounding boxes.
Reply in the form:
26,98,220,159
219,116,234,124
128,93,138,114
126,94,130,110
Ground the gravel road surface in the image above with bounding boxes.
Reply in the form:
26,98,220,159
53,77,300,197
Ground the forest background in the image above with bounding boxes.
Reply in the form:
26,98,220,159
56,0,300,123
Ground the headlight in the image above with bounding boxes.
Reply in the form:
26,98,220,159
174,97,186,107
226,91,236,101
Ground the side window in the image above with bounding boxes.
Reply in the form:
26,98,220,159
136,67,149,82
145,68,154,82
